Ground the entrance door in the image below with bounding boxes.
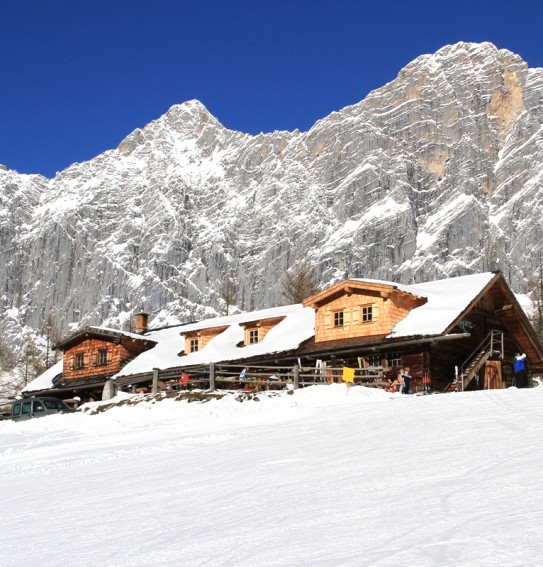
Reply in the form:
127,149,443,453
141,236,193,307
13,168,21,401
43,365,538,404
484,360,503,389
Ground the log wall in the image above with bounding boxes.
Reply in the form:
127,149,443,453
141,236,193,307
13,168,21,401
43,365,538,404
63,337,150,381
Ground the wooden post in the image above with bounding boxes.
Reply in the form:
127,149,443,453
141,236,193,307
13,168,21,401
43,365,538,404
209,362,216,391
293,364,300,390
152,368,159,394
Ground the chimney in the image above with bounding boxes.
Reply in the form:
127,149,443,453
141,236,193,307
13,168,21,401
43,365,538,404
134,312,149,334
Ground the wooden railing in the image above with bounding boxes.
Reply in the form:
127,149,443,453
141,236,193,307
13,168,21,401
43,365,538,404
443,329,504,393
116,363,389,394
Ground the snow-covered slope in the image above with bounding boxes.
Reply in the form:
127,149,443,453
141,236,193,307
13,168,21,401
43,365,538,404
2,42,543,343
1,385,543,566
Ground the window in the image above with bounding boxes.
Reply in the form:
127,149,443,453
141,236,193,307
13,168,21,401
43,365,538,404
43,399,65,410
249,329,259,344
22,401,31,415
76,353,85,369
99,349,108,366
190,339,199,353
333,310,344,327
386,353,401,367
365,354,381,367
32,401,45,413
361,305,373,322
12,403,21,417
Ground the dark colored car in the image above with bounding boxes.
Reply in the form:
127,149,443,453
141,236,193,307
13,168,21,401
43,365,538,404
10,397,76,421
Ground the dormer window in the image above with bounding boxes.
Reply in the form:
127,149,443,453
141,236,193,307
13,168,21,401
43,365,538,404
190,339,199,353
361,305,373,322
249,329,259,344
333,310,344,327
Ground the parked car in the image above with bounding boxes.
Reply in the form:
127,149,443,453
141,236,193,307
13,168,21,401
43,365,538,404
10,397,76,421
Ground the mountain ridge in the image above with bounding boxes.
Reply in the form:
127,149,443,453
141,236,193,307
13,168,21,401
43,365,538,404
1,41,543,351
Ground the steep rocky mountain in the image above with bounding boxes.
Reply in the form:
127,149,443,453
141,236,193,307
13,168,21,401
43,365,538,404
1,41,543,345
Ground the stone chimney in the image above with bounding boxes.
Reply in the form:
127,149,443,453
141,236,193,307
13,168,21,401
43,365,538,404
134,312,149,334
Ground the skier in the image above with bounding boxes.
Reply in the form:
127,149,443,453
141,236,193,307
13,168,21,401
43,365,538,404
513,353,528,388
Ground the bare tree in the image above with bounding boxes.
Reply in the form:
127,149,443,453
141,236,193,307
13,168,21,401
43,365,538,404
527,266,543,339
219,277,238,316
281,264,320,304
0,336,16,371
0,333,18,400
42,313,61,368
19,334,45,388
0,333,47,400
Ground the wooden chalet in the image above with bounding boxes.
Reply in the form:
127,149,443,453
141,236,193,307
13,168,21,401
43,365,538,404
298,271,543,391
23,317,157,400
22,271,543,400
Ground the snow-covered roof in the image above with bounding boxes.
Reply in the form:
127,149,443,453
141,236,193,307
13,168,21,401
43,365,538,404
22,360,63,393
173,304,303,333
57,325,156,349
88,326,155,341
350,272,496,338
114,304,315,378
25,273,502,388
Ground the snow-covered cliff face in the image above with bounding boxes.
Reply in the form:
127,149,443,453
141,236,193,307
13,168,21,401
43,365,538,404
2,42,543,339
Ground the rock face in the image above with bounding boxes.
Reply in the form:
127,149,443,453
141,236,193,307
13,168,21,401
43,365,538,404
1,42,543,341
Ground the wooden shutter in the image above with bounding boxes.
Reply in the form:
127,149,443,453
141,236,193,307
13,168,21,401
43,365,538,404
352,306,360,324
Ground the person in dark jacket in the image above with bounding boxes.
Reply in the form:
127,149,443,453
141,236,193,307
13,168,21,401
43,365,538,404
513,353,528,388
402,367,412,395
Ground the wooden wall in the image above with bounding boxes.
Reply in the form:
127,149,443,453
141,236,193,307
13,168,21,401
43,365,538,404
315,289,419,343
64,338,124,381
63,336,151,381
242,317,285,345
334,348,426,390
183,326,228,353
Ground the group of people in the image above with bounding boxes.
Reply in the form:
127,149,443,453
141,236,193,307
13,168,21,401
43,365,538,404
387,367,413,394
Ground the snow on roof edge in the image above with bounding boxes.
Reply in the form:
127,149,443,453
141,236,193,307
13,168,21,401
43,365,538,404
22,360,63,393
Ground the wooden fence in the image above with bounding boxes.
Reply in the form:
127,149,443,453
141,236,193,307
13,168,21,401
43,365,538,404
121,363,389,394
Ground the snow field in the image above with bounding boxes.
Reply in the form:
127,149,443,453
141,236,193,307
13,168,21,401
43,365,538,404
1,385,543,566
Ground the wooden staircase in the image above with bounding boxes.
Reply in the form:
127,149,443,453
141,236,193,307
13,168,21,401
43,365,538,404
444,330,504,393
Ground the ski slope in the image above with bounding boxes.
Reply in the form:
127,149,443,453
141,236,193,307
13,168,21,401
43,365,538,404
1,385,543,566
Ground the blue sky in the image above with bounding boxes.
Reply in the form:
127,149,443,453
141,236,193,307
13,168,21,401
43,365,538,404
1,0,542,178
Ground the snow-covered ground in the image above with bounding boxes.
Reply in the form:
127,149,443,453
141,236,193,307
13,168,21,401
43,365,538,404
1,385,543,566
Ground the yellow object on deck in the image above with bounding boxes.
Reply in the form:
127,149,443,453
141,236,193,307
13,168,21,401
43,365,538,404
342,367,355,383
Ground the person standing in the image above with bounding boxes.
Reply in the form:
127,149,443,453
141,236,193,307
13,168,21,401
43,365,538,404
402,367,412,395
423,372,431,394
396,368,404,393
513,353,528,388
180,373,190,390
239,367,248,389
